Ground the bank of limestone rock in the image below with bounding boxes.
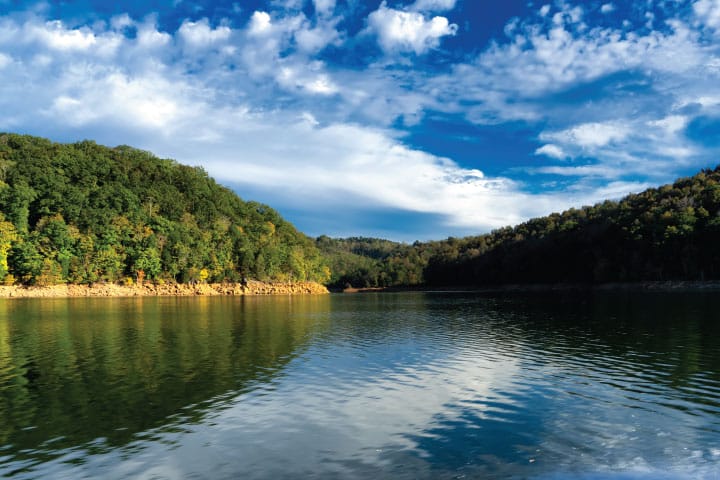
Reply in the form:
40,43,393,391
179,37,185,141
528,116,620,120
0,280,329,298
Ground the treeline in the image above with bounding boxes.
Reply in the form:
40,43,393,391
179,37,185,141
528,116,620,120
315,236,424,288
0,134,329,286
319,165,720,287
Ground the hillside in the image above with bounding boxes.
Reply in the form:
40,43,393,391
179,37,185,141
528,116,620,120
315,236,423,288
319,166,720,287
0,134,329,286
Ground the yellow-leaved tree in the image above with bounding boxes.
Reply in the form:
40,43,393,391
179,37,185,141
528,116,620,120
0,214,17,285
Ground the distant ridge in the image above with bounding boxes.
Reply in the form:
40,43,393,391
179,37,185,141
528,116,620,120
319,165,720,287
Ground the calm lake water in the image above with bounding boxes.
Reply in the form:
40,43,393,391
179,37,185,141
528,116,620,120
0,292,719,479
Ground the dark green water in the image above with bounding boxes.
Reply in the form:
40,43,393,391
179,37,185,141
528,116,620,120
0,292,718,479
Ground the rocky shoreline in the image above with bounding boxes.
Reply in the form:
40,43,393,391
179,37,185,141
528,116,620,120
0,280,329,298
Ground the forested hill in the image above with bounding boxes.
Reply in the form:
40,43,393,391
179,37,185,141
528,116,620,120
0,134,329,285
318,165,720,288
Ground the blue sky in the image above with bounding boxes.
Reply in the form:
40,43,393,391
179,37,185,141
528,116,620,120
0,0,719,241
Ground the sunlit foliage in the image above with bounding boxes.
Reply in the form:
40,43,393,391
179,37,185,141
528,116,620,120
0,134,328,285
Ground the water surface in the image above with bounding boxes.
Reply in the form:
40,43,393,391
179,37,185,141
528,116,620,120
0,292,718,479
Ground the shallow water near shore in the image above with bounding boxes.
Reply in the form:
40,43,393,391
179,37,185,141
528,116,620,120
0,292,718,479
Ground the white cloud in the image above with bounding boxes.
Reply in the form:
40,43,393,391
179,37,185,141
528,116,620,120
0,12,560,233
48,71,183,129
545,122,629,149
277,66,339,95
248,11,273,36
367,2,457,55
240,11,311,80
532,111,701,183
305,75,337,94
188,116,561,230
312,0,335,16
136,21,172,49
433,4,707,127
244,8,341,60
535,144,567,159
31,20,97,51
694,0,720,30
647,115,688,134
409,0,457,13
110,14,133,31
600,3,615,14
4,18,123,57
0,2,719,239
590,181,651,200
678,94,720,109
178,19,232,49
294,22,340,53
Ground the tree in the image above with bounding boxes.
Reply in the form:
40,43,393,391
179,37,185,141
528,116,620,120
0,214,17,284
9,240,43,284
134,248,162,281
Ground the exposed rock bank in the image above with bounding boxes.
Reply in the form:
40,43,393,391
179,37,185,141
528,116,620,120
0,280,329,298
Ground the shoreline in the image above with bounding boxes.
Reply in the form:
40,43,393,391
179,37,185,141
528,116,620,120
0,280,329,299
6,279,718,298
337,280,720,294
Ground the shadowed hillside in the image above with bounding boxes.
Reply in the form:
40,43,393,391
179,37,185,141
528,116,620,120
319,166,720,287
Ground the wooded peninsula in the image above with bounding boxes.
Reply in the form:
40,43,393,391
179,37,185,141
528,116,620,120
0,134,329,289
1,133,719,294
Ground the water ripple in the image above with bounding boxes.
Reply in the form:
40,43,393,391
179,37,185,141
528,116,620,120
0,293,719,479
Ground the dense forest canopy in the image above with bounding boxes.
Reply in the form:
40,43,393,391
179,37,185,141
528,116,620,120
319,165,720,288
1,133,717,289
316,236,423,288
0,134,329,285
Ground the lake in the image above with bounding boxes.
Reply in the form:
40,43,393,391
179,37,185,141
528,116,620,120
0,292,718,479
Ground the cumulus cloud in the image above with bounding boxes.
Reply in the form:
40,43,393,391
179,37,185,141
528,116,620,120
0,17,123,57
49,72,185,129
234,9,343,97
277,66,339,95
694,0,720,30
30,20,99,51
294,22,340,53
367,2,457,55
0,10,560,234
178,19,232,49
1,1,720,239
431,4,708,126
248,11,273,36
410,1,720,197
136,20,172,49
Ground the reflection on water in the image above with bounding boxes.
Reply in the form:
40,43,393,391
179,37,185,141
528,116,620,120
0,296,331,471
0,292,719,479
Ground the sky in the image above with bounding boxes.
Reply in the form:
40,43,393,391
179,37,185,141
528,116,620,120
0,0,719,241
